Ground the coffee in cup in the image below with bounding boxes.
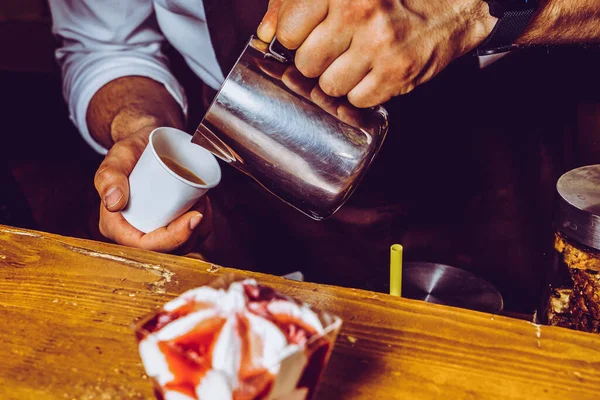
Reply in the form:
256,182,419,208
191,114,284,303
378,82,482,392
159,155,206,185
121,127,221,233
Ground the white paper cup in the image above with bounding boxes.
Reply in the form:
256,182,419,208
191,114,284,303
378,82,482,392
121,127,221,233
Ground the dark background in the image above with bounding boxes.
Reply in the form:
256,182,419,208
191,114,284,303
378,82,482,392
0,1,102,238
1,1,599,316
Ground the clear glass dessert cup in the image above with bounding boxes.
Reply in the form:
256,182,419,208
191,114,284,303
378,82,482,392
133,274,342,400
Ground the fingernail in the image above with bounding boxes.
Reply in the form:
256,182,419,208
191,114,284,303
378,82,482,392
104,187,123,209
189,213,203,230
257,22,272,41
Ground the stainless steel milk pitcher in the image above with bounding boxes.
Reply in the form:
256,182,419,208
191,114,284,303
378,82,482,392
193,36,389,220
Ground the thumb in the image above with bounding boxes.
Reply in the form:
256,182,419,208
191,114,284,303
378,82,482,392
95,130,150,212
257,0,284,43
94,162,131,212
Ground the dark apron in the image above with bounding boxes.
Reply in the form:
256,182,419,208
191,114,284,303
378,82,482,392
194,2,570,313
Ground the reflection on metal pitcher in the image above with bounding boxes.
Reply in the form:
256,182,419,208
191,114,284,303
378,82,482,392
193,36,389,220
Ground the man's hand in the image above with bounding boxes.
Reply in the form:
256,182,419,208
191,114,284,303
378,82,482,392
258,0,497,107
85,76,211,253
94,125,212,252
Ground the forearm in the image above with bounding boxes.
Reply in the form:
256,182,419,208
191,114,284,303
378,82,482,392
517,0,600,44
87,76,185,149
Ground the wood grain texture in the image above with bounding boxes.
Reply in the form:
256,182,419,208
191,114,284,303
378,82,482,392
1,225,600,400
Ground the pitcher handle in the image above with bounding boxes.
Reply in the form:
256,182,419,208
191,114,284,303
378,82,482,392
268,37,296,64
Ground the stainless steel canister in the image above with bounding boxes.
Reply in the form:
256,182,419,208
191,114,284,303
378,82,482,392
545,165,600,333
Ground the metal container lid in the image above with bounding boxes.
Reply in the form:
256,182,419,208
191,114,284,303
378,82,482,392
556,165,600,250
402,262,504,314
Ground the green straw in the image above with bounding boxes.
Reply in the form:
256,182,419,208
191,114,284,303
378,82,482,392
390,244,403,297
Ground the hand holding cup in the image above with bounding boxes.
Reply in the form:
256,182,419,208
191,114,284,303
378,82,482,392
95,127,220,252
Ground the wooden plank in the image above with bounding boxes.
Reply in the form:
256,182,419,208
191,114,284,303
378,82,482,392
1,224,600,399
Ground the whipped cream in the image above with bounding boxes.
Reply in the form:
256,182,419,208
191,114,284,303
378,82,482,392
137,279,328,400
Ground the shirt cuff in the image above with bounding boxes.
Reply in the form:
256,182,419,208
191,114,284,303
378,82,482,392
68,56,188,155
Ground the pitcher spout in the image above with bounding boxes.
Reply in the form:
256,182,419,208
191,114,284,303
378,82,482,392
191,127,239,164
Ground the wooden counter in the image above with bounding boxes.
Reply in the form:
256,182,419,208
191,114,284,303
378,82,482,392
1,225,599,399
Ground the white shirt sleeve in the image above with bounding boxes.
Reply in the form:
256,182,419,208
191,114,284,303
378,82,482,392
49,0,188,155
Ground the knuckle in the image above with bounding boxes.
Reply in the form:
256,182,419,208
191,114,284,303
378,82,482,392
172,234,188,249
371,22,399,51
110,139,127,152
351,98,371,109
345,1,376,22
94,166,114,190
348,90,374,109
319,76,344,98
347,92,364,108
310,85,337,109
296,61,320,79
276,27,299,50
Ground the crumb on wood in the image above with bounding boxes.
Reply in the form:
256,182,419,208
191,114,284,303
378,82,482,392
207,265,219,273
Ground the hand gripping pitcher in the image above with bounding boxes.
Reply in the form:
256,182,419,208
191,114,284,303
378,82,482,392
192,37,389,220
